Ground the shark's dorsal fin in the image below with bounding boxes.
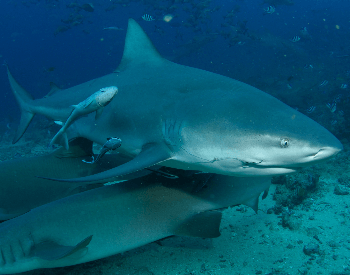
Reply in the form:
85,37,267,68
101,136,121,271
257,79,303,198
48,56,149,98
44,82,62,98
115,19,164,72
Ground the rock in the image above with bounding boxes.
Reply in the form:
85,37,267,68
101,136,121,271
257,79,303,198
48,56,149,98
334,185,349,195
303,243,320,256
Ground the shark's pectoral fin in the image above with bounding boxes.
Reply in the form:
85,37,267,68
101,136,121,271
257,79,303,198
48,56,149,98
31,235,93,261
95,107,104,119
174,211,222,238
37,143,172,183
0,208,26,221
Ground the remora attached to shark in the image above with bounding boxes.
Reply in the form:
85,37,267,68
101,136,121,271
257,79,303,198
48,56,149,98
49,86,118,150
0,171,271,274
7,19,342,183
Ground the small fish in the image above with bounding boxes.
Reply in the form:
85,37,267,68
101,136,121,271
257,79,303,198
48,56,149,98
264,5,276,14
81,3,94,12
340,84,348,89
326,102,336,113
290,36,300,42
43,67,55,72
334,94,342,102
331,120,337,125
103,27,124,31
319,80,328,87
338,110,344,116
83,137,122,164
306,106,316,113
300,27,311,39
304,64,313,69
287,83,292,89
142,14,155,21
50,86,118,150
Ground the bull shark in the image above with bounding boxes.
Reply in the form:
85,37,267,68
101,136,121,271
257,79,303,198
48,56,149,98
0,170,271,274
0,137,150,220
7,19,342,183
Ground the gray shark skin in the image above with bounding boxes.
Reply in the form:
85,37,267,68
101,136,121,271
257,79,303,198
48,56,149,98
0,173,271,274
0,137,151,220
7,19,342,183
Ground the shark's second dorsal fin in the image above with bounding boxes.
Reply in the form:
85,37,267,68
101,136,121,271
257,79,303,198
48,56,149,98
44,82,62,98
115,19,164,72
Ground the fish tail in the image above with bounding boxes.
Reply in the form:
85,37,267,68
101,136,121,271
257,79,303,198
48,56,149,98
50,130,69,150
6,65,35,144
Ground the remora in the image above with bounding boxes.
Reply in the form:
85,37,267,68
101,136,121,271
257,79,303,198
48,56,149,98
7,19,342,183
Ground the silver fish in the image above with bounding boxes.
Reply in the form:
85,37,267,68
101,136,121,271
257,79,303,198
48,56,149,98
306,106,316,113
319,80,328,87
264,5,275,14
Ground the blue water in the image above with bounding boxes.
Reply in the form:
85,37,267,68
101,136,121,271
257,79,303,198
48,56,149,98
1,0,350,140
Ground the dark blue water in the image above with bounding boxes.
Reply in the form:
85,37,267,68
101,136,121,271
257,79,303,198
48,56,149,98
1,0,350,138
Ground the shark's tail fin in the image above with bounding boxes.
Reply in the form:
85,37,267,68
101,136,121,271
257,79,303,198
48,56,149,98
6,65,35,144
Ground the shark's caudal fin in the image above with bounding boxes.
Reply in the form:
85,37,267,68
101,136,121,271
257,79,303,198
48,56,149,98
115,18,165,72
6,65,35,144
38,143,172,183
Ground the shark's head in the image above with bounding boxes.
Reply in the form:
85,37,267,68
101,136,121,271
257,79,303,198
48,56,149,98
178,84,343,177
96,86,118,107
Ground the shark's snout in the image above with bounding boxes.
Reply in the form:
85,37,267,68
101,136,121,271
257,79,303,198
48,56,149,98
313,145,343,161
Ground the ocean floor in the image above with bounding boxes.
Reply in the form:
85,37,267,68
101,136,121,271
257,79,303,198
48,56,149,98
0,127,349,275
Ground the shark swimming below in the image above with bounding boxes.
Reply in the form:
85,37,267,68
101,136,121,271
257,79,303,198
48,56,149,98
0,169,271,274
0,137,151,220
7,19,342,183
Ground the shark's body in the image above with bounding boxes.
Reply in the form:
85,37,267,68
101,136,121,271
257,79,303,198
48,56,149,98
0,171,271,274
8,19,342,183
0,138,150,220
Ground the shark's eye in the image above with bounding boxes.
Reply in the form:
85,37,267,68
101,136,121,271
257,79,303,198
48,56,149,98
280,138,289,148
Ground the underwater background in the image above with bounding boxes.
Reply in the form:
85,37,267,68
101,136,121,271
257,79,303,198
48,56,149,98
0,0,350,274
